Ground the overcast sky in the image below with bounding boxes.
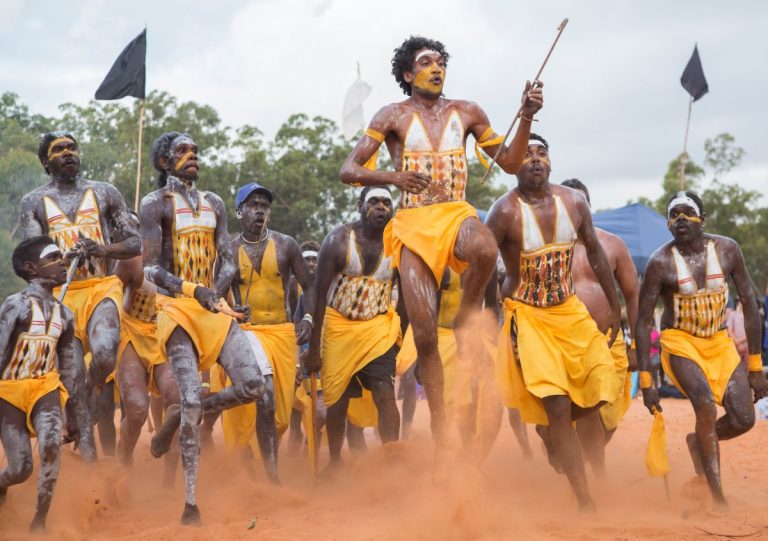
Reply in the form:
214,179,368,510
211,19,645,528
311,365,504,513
1,0,766,210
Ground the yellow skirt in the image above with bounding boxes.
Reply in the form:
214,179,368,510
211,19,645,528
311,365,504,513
661,328,740,406
496,296,618,426
396,325,473,409
220,322,298,444
0,372,69,436
321,307,401,408
116,312,166,396
156,297,232,372
54,275,122,354
384,201,477,286
598,329,632,431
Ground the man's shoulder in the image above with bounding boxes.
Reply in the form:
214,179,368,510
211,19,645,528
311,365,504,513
140,187,169,208
20,183,53,203
596,228,627,250
271,230,298,246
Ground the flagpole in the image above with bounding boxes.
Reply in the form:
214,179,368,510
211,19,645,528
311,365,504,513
134,99,146,212
678,96,693,191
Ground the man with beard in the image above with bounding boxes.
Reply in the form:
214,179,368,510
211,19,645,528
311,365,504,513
141,132,278,524
339,36,542,474
487,135,620,511
561,178,639,476
305,187,403,470
637,191,766,509
19,131,141,461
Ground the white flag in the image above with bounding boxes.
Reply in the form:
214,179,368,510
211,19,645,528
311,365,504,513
342,75,372,140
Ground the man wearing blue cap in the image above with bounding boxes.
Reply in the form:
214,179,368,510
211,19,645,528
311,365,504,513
208,183,316,458
139,132,279,525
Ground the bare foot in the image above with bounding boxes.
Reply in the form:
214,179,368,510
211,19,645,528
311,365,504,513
180,503,202,526
29,513,46,534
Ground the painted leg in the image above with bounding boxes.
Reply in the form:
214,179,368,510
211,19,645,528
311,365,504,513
669,355,727,507
541,395,595,511
116,344,149,467
67,338,97,462
0,399,34,505
254,376,280,484
85,300,120,427
154,362,181,488
29,391,64,533
165,327,203,526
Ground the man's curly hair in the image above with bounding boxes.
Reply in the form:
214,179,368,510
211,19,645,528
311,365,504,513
391,36,450,96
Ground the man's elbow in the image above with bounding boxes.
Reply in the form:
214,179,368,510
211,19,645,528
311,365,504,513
339,162,358,185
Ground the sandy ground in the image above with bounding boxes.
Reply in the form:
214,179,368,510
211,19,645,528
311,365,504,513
2,396,768,540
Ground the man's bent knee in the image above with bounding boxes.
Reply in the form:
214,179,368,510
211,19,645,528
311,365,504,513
180,400,203,426
729,408,755,433
4,455,34,485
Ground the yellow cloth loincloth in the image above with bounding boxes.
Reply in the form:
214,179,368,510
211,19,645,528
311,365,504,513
220,323,298,445
495,296,618,426
347,388,378,428
396,325,473,409
0,372,69,436
598,329,632,431
116,312,166,396
384,201,477,286
156,297,232,372
321,306,401,408
660,328,740,406
54,275,122,355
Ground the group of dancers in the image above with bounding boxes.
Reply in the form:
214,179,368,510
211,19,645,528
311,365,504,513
1,35,765,532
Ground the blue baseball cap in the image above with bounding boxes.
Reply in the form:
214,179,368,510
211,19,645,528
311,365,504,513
235,182,273,209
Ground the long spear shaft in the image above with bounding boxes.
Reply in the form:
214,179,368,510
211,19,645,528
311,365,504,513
480,18,569,185
678,96,693,190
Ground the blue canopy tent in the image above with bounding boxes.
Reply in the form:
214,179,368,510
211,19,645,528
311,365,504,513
593,203,672,274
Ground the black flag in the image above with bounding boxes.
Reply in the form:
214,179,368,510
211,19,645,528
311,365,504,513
680,45,708,102
95,29,146,100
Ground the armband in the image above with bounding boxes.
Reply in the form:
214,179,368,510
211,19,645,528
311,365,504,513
201,382,211,389
748,353,763,372
639,371,653,389
181,281,198,298
630,339,636,350
302,313,314,326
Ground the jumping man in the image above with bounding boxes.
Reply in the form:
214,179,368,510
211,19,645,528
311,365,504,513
0,237,84,531
141,132,278,524
19,131,140,460
636,191,767,509
487,135,621,511
339,37,543,469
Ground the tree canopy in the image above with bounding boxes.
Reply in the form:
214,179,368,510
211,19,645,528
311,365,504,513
0,91,504,299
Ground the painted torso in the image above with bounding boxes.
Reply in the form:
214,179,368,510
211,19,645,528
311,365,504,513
400,109,467,209
170,190,217,290
513,195,577,307
670,240,727,337
3,297,63,380
328,229,395,321
237,240,289,325
44,188,107,280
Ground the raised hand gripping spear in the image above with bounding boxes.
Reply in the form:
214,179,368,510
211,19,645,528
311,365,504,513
480,18,569,184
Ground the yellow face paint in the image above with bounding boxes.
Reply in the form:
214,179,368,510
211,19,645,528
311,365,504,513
521,156,551,167
413,62,445,94
174,150,196,171
47,137,77,162
668,213,701,226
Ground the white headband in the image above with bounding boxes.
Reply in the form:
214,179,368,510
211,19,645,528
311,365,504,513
667,192,700,217
302,250,318,258
415,49,442,62
529,139,546,148
364,188,392,203
39,244,61,259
